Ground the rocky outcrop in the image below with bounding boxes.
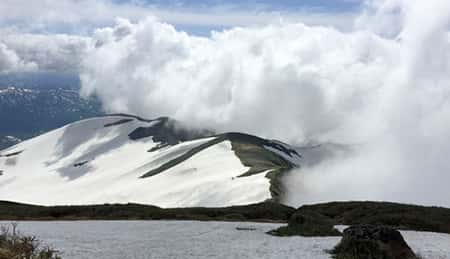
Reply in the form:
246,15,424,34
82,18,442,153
128,117,213,144
330,225,417,259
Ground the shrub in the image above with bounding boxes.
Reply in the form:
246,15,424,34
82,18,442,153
0,223,61,259
268,211,341,237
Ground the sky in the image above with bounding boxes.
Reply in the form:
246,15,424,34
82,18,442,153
1,0,450,207
0,0,363,36
0,0,366,74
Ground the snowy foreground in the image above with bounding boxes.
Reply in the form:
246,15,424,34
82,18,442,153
0,115,298,207
5,220,450,259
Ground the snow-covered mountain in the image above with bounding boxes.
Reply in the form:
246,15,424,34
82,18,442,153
0,114,301,208
0,86,102,149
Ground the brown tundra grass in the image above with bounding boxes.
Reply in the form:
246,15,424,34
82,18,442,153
0,223,61,259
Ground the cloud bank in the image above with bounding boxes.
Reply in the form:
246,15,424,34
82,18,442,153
0,42,37,72
79,0,450,207
0,29,90,73
82,18,393,141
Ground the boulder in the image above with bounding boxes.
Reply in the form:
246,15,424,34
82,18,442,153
330,225,417,259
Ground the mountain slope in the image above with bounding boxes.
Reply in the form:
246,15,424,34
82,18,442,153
0,115,301,207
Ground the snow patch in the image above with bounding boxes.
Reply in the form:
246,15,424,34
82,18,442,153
0,116,271,207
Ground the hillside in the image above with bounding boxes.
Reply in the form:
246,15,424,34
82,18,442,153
0,114,301,207
270,201,450,236
0,201,294,222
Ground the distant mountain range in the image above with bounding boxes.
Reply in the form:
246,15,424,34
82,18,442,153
0,71,80,90
0,86,103,149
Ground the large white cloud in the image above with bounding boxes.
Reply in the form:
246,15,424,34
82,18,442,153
79,0,450,207
283,0,450,207
80,17,398,143
0,30,91,73
0,42,37,72
0,0,357,72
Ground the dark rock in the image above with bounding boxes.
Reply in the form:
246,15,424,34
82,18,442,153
148,143,170,152
128,117,213,144
330,225,417,259
0,150,23,157
103,118,134,127
73,161,89,167
268,210,341,236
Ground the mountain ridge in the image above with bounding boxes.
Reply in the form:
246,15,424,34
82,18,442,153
0,114,301,208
